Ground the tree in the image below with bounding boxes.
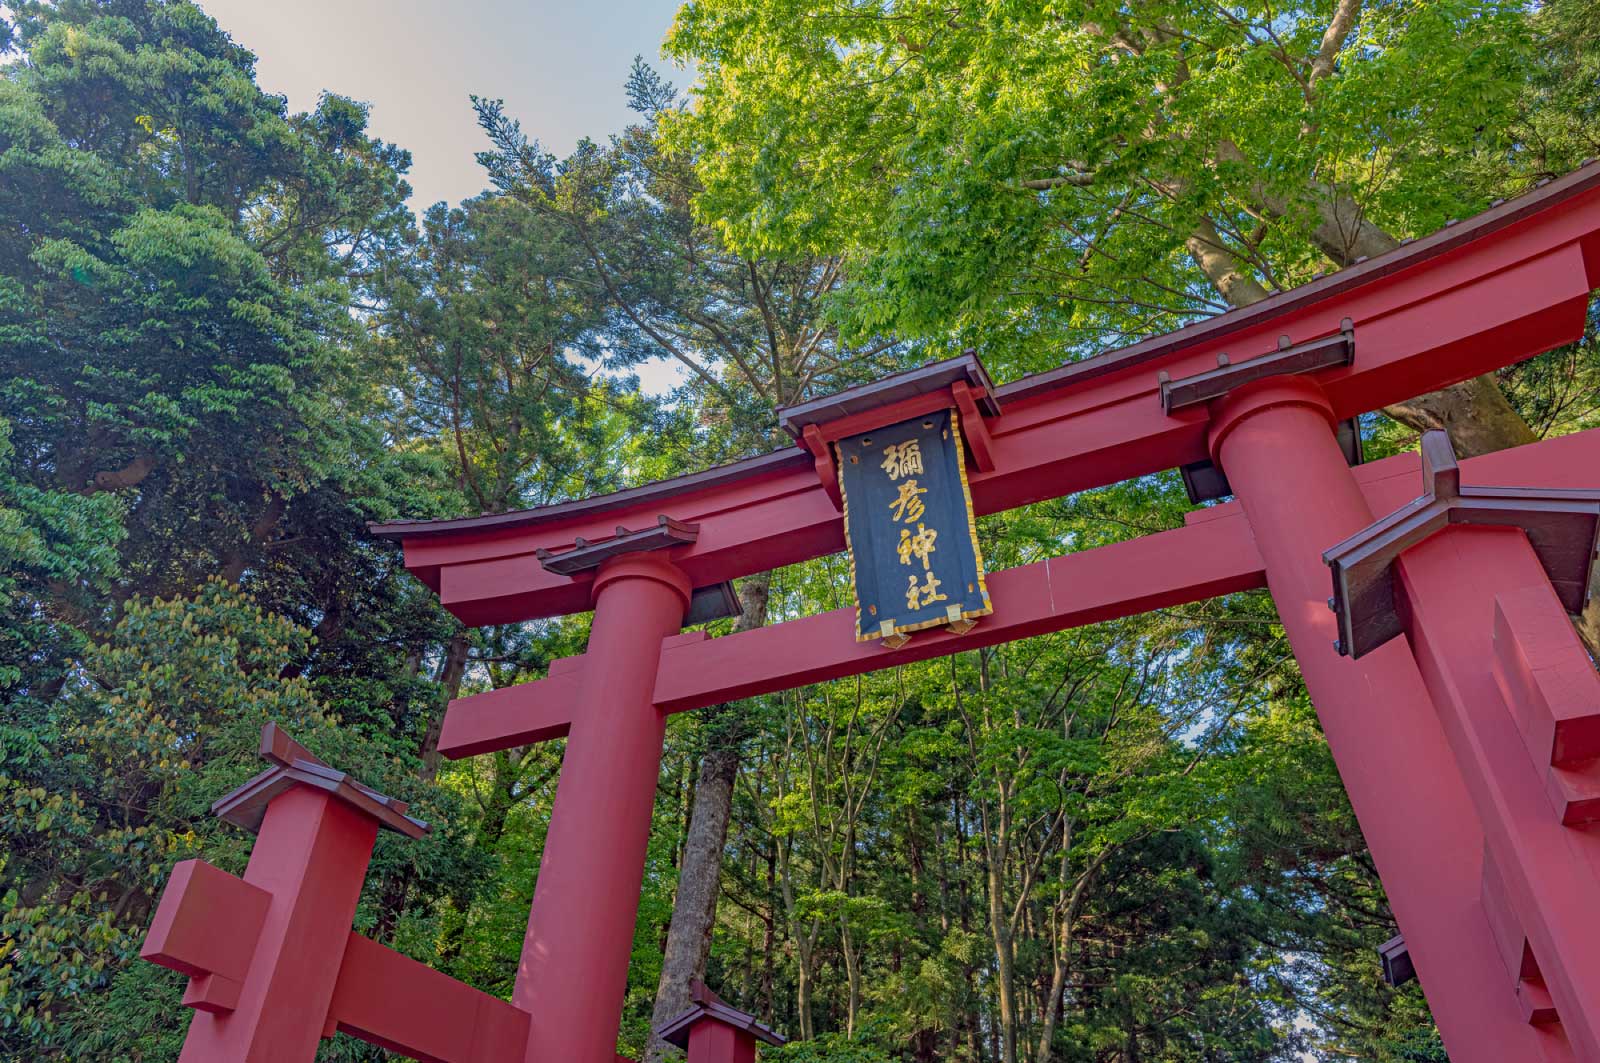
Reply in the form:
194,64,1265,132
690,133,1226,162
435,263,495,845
662,0,1564,451
0,0,413,603
7,3,1596,1059
0,581,473,1057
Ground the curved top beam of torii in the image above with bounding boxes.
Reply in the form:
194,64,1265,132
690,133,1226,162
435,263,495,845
373,160,1600,627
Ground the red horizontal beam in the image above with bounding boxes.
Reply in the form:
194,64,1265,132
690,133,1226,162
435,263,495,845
652,510,1263,712
394,179,1600,625
141,859,270,983
326,931,530,1062
439,667,581,758
438,427,1600,761
439,506,1266,759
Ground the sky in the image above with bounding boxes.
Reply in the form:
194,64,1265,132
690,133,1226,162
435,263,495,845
201,0,694,395
202,0,690,213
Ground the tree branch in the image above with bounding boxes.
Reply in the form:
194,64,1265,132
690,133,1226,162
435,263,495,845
1311,0,1363,85
85,453,158,494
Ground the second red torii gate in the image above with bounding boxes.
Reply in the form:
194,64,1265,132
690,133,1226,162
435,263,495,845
366,163,1600,1063
140,162,1600,1062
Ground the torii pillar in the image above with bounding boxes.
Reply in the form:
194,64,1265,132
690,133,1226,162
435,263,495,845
1211,378,1588,1060
1324,428,1600,1055
513,528,698,1063
141,724,433,1061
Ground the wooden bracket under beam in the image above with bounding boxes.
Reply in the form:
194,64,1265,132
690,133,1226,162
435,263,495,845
1159,318,1354,414
1324,430,1600,658
535,515,700,575
801,424,843,510
951,380,996,472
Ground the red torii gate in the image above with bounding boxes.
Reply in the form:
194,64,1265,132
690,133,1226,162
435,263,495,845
144,162,1600,1062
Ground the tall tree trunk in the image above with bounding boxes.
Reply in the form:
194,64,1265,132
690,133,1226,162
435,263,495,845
841,915,862,1038
761,838,777,1023
645,571,772,1061
1383,374,1539,458
1186,217,1271,307
985,847,1020,1063
419,629,472,784
219,491,285,583
1032,845,1116,1063
795,930,817,1042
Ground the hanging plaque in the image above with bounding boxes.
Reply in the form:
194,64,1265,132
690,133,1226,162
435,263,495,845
837,408,992,644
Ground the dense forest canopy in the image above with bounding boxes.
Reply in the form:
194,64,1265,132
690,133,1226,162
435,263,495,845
0,1,1596,1060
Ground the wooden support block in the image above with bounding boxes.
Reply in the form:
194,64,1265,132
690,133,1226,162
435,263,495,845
1480,849,1562,1026
801,424,843,509
951,380,997,472
1519,974,1562,1026
1543,763,1600,826
1479,847,1528,987
181,971,245,1014
1492,587,1600,768
1492,587,1600,823
141,859,271,1015
1378,934,1415,986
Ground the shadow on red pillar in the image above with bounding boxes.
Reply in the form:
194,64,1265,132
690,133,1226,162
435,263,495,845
1209,379,1573,1062
654,982,786,1063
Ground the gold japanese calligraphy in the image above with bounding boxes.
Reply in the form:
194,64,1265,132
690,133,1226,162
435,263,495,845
897,523,938,570
905,571,948,610
889,479,927,522
880,439,924,481
837,407,992,644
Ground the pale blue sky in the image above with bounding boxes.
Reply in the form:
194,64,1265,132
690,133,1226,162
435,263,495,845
203,0,689,212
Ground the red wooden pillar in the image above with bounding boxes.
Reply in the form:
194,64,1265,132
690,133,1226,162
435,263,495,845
515,552,691,1063
1209,378,1569,1061
1396,522,1600,1054
142,724,429,1062
176,788,377,1062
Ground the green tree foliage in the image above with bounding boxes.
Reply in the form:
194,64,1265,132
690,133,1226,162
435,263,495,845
661,0,1539,365
0,581,469,1057
474,60,907,459
2,1,1597,1061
